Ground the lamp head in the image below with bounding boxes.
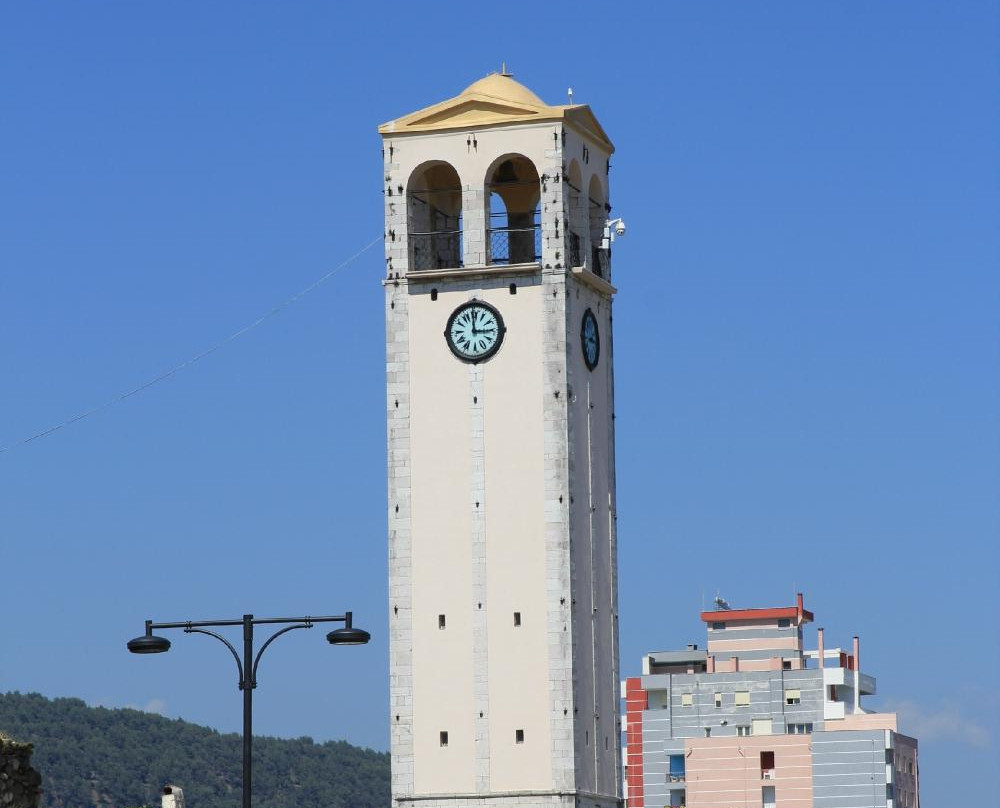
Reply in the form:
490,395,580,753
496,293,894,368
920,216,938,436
127,633,171,654
326,611,371,646
326,627,371,646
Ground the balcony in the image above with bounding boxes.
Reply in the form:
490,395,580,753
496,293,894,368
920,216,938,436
569,231,582,268
592,246,610,278
410,231,462,271
488,224,541,265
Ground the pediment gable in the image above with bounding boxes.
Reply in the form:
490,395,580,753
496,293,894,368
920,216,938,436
378,74,614,153
408,98,544,128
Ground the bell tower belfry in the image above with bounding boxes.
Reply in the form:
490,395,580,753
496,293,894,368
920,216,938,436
380,72,622,808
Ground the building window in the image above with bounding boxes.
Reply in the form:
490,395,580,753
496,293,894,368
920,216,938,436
785,689,801,705
782,659,793,670
438,614,446,629
736,725,751,736
828,685,839,701
681,693,694,707
760,751,775,779
734,691,750,706
513,611,521,627
714,693,723,708
515,729,524,744
762,785,776,808
787,723,812,734
777,618,791,628
712,621,726,630
668,754,685,782
439,731,449,747
704,727,711,737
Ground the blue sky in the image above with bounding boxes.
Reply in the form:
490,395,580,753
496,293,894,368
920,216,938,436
1,2,997,804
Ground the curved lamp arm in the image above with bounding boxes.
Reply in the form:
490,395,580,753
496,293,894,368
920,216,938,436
184,627,245,687
251,622,312,687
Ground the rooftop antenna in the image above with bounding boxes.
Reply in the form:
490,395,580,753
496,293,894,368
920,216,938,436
500,61,511,77
567,87,574,104
714,592,731,611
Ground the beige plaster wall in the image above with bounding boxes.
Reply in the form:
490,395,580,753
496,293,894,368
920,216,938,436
409,287,476,795
481,283,551,790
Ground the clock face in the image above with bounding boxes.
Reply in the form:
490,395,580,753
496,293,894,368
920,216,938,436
445,301,506,363
581,308,600,370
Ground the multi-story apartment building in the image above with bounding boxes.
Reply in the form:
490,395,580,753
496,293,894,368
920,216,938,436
622,595,919,808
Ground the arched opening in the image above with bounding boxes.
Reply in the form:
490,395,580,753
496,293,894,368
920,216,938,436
588,174,608,278
486,155,540,265
407,162,462,270
566,160,584,268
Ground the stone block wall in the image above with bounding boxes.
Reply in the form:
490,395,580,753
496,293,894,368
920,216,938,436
0,735,42,808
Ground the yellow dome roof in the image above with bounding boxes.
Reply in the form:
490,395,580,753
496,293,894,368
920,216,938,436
458,72,546,107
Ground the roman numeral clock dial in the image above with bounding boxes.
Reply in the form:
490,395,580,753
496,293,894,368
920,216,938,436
445,300,506,363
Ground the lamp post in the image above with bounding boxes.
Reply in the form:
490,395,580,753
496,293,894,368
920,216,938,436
127,612,369,808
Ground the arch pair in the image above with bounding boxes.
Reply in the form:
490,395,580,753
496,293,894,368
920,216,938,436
407,154,541,270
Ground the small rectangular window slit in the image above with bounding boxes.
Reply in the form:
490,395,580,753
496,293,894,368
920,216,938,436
513,611,521,627
440,731,448,747
515,729,524,744
438,614,446,629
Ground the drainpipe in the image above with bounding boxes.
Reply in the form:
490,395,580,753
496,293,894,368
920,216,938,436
853,635,861,714
817,627,825,670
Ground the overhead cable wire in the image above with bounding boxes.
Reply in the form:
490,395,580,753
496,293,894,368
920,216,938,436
0,234,384,455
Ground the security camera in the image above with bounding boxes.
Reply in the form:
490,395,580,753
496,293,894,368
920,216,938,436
601,217,628,250
604,217,626,242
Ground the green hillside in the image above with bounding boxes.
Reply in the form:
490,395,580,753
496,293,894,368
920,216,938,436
0,692,389,808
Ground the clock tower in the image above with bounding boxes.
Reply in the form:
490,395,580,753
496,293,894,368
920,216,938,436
380,72,622,808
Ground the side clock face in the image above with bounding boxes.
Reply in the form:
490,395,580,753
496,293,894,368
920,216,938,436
581,308,600,370
445,300,506,363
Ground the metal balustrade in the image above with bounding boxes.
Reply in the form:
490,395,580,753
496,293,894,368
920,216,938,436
592,246,610,278
568,231,582,268
487,225,541,265
410,231,462,270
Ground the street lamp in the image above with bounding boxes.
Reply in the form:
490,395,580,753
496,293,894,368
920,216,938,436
127,612,369,808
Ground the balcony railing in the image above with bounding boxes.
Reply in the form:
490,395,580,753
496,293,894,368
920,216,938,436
568,231,582,268
591,246,610,278
410,231,462,271
488,226,541,265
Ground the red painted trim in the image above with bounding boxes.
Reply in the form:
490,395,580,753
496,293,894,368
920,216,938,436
700,605,814,623
624,677,646,808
